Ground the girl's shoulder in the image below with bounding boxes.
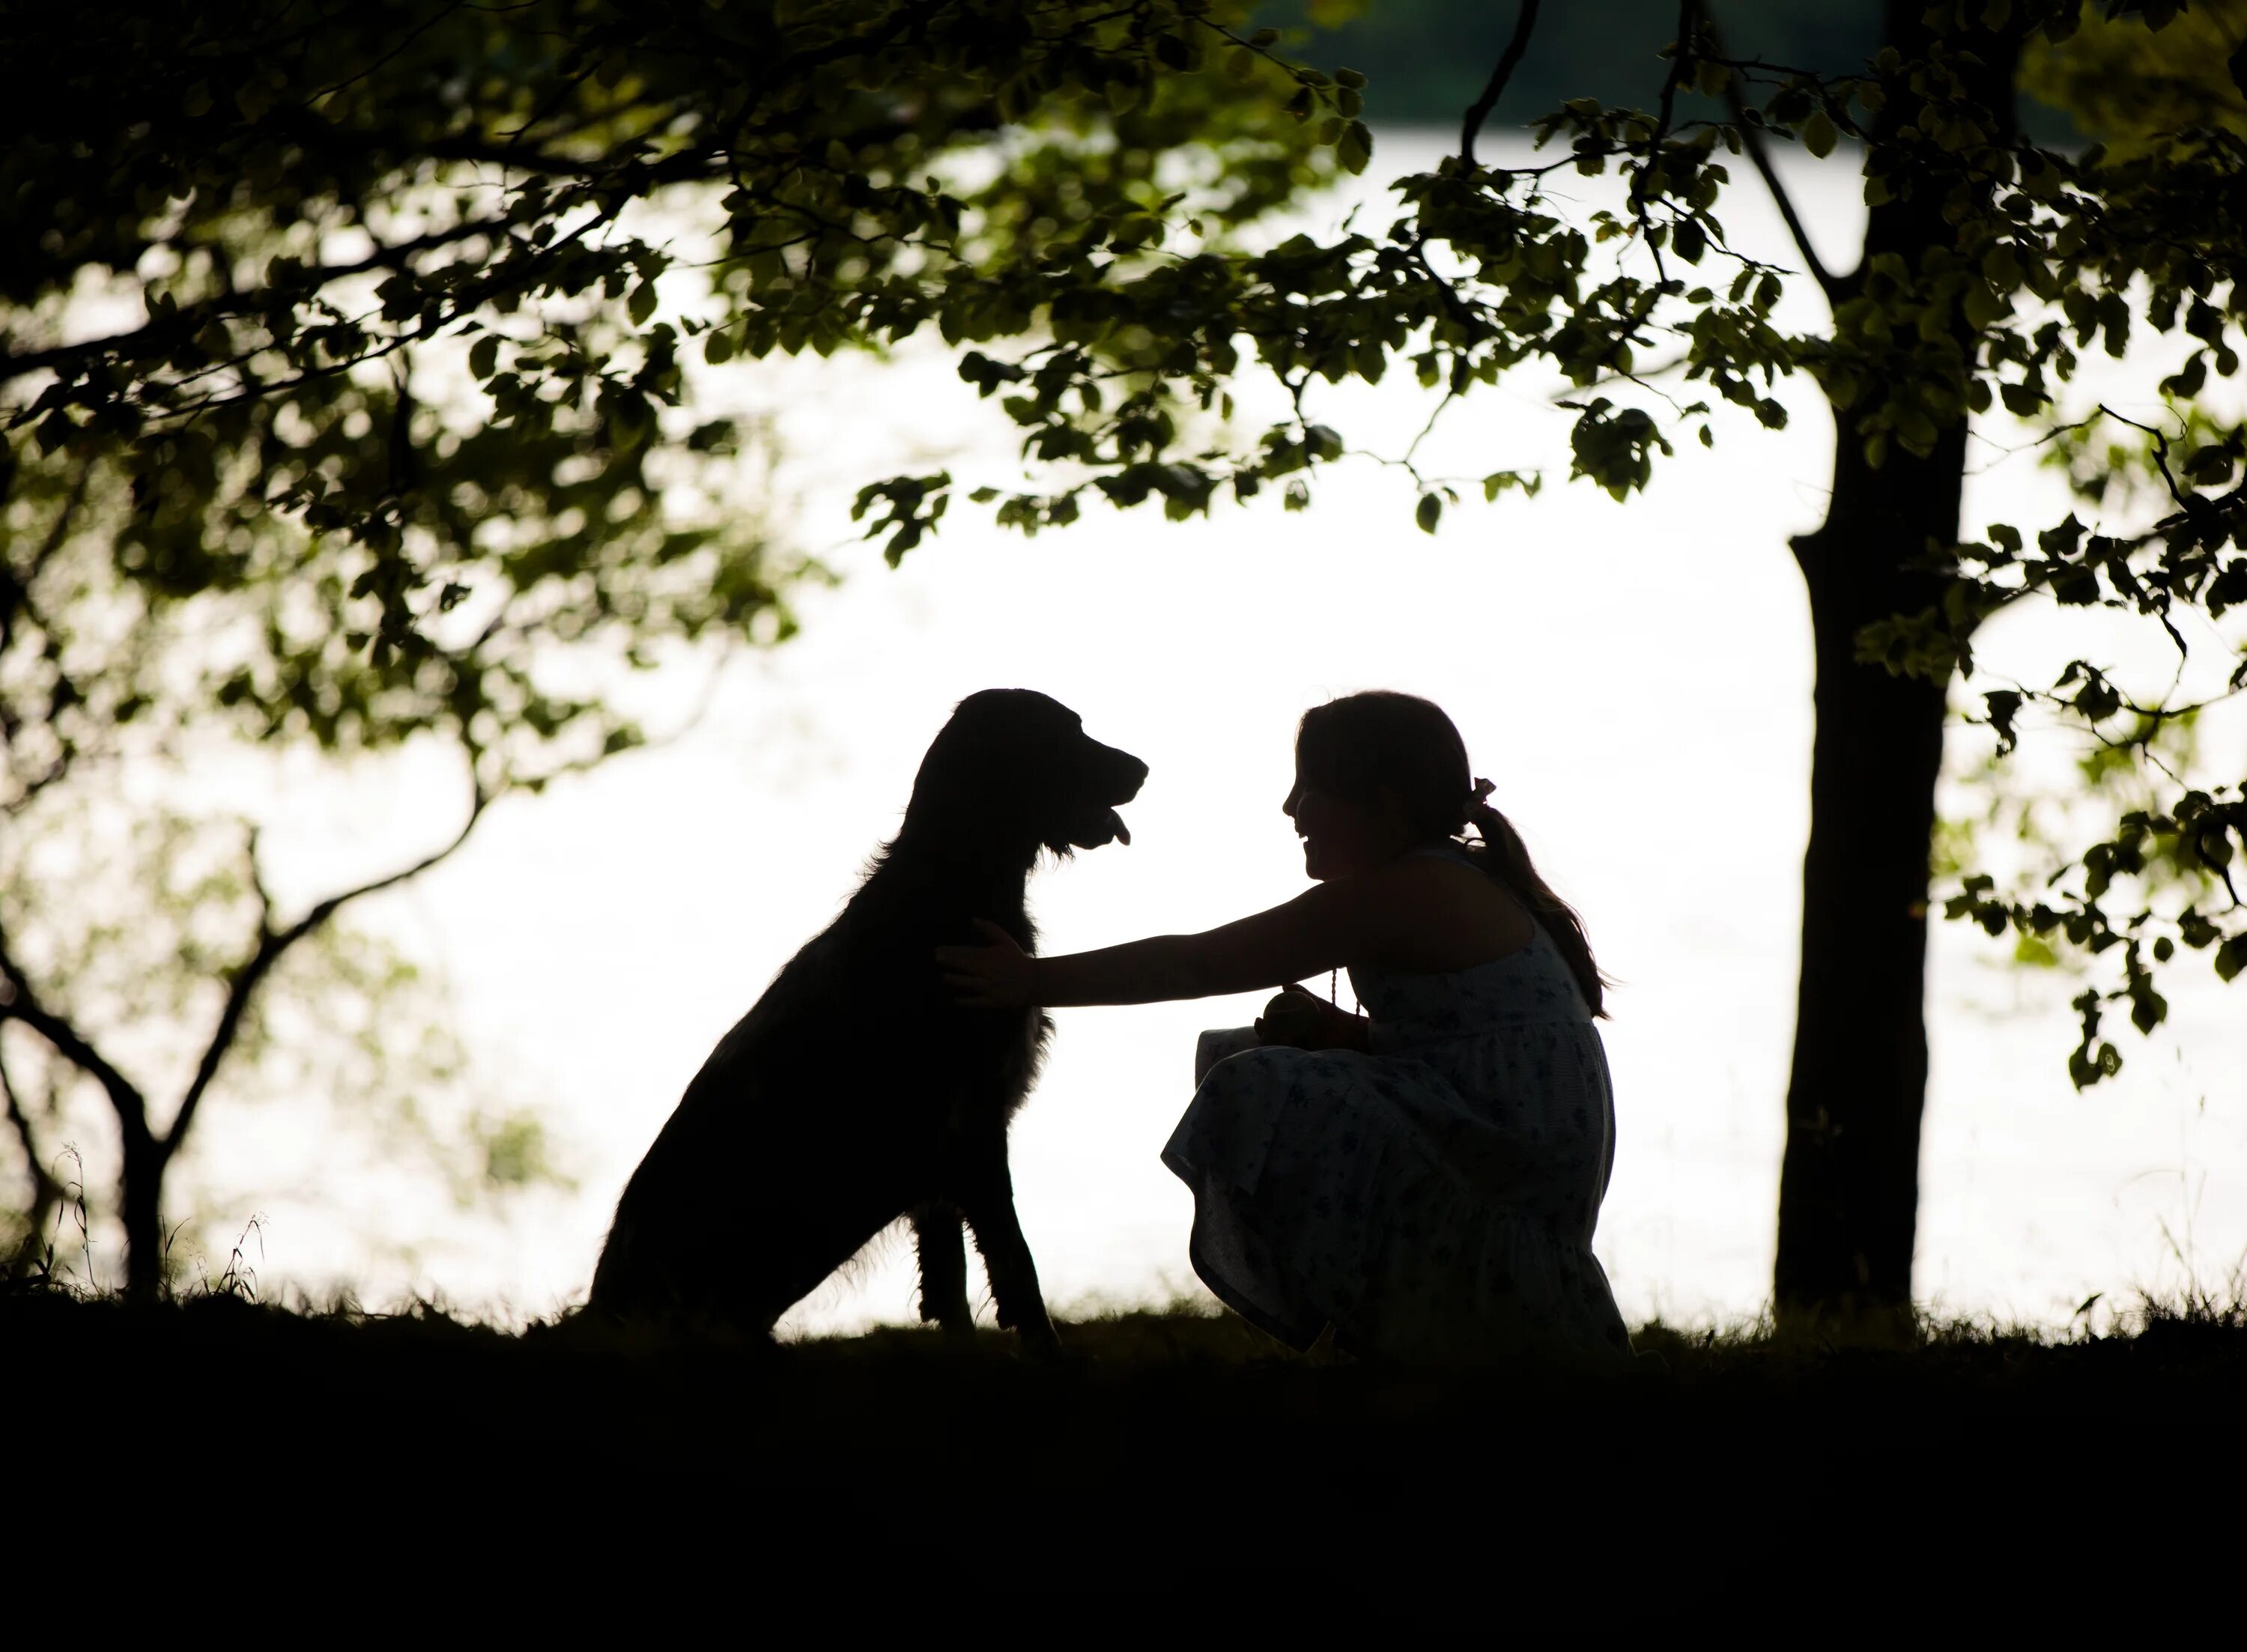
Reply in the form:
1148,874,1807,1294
1381,842,1523,913
1361,842,1533,971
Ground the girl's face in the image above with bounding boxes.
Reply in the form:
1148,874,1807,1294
1284,767,1405,881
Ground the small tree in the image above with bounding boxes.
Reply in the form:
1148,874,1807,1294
0,383,786,1297
0,792,564,1292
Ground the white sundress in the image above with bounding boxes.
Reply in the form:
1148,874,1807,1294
1161,845,1634,1367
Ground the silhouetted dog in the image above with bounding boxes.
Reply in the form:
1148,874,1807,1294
587,689,1147,1351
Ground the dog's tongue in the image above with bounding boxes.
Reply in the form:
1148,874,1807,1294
1110,809,1131,846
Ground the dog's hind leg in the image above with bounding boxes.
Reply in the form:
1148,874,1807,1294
912,1203,975,1335
956,1152,1060,1357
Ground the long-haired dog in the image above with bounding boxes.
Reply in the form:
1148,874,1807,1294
587,689,1146,1351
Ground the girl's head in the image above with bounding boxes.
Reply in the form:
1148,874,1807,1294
1285,690,1609,1017
1287,691,1473,880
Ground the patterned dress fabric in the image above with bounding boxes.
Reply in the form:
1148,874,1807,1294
1162,845,1633,1366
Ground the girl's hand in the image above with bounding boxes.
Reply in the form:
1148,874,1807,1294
936,920,1038,1009
1255,983,1328,1048
1255,983,1365,1051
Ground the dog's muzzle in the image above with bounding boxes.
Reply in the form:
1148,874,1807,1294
1069,807,1132,850
1067,747,1148,849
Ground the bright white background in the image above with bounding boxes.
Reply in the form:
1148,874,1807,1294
160,135,2247,1333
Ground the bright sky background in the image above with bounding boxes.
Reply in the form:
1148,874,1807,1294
142,134,2247,1335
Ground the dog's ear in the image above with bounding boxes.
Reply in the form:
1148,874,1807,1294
904,720,982,825
903,693,1041,834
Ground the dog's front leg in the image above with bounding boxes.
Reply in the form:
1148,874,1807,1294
912,1203,975,1335
956,1149,1060,1357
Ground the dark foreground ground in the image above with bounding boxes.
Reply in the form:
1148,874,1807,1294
9,1291,2242,1589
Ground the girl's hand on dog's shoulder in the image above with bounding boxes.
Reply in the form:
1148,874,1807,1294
936,919,1036,1009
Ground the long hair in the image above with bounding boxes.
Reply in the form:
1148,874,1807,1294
1294,691,1610,1018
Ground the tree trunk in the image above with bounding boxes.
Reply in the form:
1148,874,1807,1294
121,1128,165,1302
1771,1,2020,1331
1774,424,1959,1329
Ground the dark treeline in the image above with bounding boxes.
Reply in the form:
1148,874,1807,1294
1264,0,2080,139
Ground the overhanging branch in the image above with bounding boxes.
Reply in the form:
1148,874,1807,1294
1459,0,1542,167
1699,0,1841,300
0,215,538,392
1729,100,1841,299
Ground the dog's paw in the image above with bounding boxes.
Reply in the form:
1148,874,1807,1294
1015,1323,1067,1361
920,1297,976,1336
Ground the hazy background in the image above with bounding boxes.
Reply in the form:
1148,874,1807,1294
144,106,2247,1337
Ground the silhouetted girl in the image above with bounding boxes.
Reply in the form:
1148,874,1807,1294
937,690,1631,1366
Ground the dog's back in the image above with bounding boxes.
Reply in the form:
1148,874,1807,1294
589,896,1035,1325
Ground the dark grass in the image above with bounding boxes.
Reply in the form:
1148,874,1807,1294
10,1286,2243,1567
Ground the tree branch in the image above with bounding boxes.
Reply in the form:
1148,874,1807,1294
0,931,154,1151
1627,0,1702,288
1699,0,1840,300
0,214,536,392
158,771,491,1160
1728,100,1840,299
0,1030,64,1232
0,454,91,661
1459,0,1542,168
306,0,469,106
1,459,96,813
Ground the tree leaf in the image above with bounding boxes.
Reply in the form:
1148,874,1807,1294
1337,121,1372,175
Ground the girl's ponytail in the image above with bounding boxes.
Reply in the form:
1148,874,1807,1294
1463,778,1610,1019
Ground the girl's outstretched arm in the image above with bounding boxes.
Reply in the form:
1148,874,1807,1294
937,879,1378,1009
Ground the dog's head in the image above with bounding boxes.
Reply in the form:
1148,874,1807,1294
906,689,1147,858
